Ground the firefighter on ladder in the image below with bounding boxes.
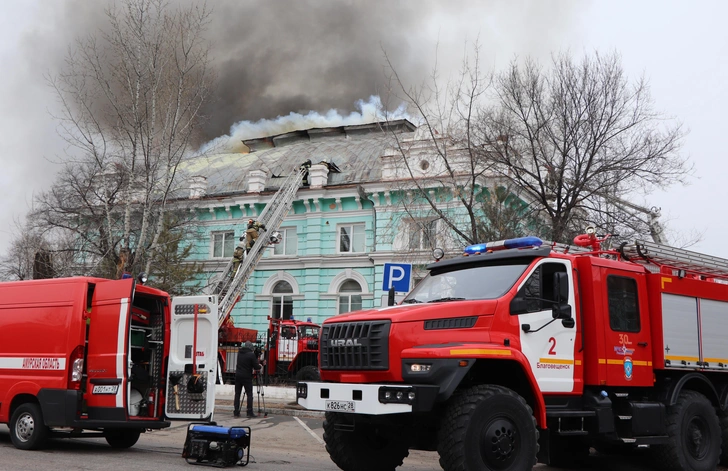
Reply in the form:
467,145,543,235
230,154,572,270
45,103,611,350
244,219,266,254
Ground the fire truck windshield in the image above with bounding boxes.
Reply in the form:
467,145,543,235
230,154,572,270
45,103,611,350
299,326,320,338
402,262,530,303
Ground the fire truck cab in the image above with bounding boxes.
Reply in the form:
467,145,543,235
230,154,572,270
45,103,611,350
298,233,728,471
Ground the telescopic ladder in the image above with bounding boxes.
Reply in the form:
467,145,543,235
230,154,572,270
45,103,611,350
619,240,728,279
208,167,306,327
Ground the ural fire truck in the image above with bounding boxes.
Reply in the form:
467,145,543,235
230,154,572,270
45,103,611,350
0,276,218,450
298,231,728,471
265,317,320,381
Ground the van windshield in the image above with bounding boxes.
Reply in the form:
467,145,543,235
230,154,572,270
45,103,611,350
402,263,529,303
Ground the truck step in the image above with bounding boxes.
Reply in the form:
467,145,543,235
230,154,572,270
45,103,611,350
555,430,589,437
546,410,596,418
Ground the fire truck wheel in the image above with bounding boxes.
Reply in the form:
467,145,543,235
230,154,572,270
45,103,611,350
720,412,728,465
652,390,720,471
9,403,49,450
323,412,409,471
295,365,320,381
437,384,538,471
105,429,142,448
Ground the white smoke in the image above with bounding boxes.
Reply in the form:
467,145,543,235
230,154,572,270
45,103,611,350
199,95,410,154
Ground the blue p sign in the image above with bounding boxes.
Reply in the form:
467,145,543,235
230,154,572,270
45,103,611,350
383,263,412,293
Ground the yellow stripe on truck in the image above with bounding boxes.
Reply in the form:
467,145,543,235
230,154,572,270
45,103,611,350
449,349,512,356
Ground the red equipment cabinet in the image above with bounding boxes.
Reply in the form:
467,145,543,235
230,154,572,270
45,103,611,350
298,234,728,471
0,276,218,450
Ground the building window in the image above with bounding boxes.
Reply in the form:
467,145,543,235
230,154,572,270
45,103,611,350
212,231,235,258
607,276,640,332
273,227,298,256
408,219,437,251
338,224,365,253
272,280,294,320
338,279,362,314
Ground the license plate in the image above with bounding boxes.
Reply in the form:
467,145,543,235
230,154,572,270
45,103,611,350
92,385,119,395
325,400,355,412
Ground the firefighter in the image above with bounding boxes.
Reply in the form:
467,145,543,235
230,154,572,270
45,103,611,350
244,219,266,254
233,341,263,418
231,245,245,278
300,159,312,186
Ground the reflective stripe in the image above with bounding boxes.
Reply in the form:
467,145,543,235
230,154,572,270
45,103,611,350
116,298,129,408
449,349,512,356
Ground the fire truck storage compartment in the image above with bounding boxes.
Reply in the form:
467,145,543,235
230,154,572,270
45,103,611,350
128,299,165,417
659,292,728,370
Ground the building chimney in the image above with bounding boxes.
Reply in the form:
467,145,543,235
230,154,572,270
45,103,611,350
309,163,330,188
188,175,207,199
248,170,267,193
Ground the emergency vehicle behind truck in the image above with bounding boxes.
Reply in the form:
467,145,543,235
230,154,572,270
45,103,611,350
0,276,218,450
298,231,728,471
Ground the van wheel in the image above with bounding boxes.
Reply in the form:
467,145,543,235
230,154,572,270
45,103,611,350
438,384,538,471
651,390,720,471
10,403,49,450
296,365,320,381
105,429,142,448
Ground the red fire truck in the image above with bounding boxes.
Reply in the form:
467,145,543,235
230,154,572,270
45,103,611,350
0,276,218,450
265,317,320,381
298,231,728,471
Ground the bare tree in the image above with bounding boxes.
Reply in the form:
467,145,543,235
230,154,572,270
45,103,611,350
476,52,689,243
384,47,689,246
32,0,213,281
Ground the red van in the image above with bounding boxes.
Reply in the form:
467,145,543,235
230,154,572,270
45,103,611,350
0,276,218,450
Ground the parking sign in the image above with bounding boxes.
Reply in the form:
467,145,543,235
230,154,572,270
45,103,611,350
382,263,412,293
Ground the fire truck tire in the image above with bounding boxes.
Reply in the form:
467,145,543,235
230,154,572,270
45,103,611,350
323,412,409,471
437,384,538,471
295,365,320,381
9,403,49,450
720,412,728,465
105,429,142,448
651,390,720,471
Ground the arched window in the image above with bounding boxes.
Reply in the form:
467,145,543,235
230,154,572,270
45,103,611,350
338,279,362,314
272,280,294,320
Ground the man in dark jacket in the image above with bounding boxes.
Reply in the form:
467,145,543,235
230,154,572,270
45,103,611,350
234,341,263,417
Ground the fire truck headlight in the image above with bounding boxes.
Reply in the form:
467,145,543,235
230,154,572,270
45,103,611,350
409,363,432,373
432,248,445,261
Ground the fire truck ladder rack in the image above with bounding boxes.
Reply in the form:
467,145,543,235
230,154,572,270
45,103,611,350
619,240,728,279
208,167,306,327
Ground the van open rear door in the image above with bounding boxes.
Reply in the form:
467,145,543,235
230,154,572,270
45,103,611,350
166,295,218,420
86,278,134,420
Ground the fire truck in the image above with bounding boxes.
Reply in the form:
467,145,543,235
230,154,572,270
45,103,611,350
297,230,728,471
0,276,218,450
210,165,321,384
265,317,320,381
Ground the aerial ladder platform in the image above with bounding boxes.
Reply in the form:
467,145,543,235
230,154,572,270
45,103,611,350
207,166,307,329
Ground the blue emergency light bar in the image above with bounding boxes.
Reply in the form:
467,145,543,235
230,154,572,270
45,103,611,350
463,236,544,255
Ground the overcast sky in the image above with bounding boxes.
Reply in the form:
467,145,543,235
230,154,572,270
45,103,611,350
1,0,727,258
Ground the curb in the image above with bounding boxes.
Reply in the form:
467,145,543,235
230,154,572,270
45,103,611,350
215,402,325,419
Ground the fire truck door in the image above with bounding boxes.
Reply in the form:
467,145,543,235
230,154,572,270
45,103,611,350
516,259,578,393
278,325,298,362
601,272,653,387
86,278,134,418
166,295,218,420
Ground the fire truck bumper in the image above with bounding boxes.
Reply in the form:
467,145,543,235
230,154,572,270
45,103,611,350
296,382,439,415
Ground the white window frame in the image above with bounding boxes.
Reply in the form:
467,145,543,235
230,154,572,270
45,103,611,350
337,223,366,253
408,219,437,251
273,227,298,256
211,230,236,258
271,280,294,320
338,279,363,314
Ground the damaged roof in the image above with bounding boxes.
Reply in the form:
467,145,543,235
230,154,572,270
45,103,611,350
179,120,415,197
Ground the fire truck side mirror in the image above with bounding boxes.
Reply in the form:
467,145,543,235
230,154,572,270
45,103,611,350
553,272,569,303
552,303,573,321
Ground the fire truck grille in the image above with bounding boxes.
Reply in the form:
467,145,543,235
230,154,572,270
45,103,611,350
320,321,390,370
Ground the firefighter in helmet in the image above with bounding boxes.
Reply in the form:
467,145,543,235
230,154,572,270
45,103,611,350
245,219,266,254
231,245,245,278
